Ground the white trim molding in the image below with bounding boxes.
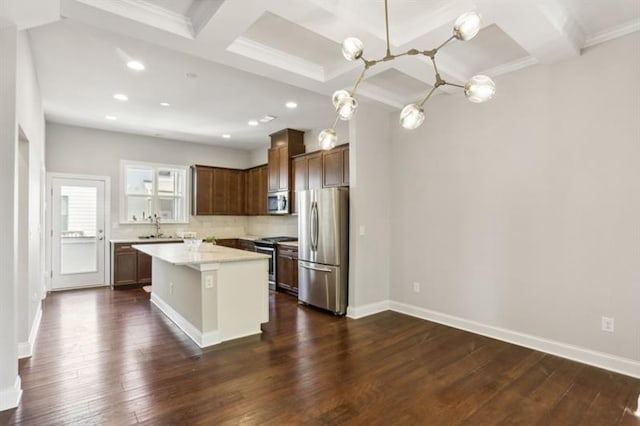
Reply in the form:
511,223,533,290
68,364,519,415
389,301,640,379
150,294,220,348
583,19,640,49
347,300,390,319
0,376,22,411
18,303,43,359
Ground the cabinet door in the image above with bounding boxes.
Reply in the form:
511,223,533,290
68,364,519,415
216,239,238,249
114,247,137,285
267,148,279,192
211,169,229,214
342,147,349,185
278,146,289,191
323,149,344,187
137,251,152,284
308,152,323,190
228,170,244,215
195,167,213,215
258,165,268,214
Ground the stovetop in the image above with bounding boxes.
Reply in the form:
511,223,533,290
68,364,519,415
256,236,298,244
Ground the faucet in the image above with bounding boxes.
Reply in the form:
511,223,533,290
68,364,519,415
150,214,162,238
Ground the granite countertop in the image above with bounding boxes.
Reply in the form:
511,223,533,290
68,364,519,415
111,237,182,244
277,241,299,248
111,235,263,244
132,242,270,266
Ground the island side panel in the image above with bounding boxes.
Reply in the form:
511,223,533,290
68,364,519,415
151,257,204,334
215,259,269,342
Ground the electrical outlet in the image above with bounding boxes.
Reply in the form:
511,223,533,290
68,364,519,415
413,282,420,293
169,282,174,295
359,225,365,236
205,275,214,289
601,316,614,333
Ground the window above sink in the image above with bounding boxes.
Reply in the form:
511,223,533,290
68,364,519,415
120,160,189,224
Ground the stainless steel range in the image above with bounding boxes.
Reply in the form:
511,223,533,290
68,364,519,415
254,236,297,290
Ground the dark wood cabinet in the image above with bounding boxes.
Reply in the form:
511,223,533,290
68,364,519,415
276,244,298,295
113,240,181,287
114,244,137,285
292,145,349,206
267,129,305,194
216,238,238,249
292,151,322,214
193,166,245,216
237,239,256,252
245,165,268,215
323,145,349,188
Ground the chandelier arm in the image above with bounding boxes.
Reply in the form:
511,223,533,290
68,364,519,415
435,35,455,52
430,56,440,78
332,114,340,128
417,86,438,107
444,82,465,89
349,66,368,97
384,0,391,57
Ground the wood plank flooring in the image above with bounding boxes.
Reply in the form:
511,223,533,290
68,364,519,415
1,287,638,425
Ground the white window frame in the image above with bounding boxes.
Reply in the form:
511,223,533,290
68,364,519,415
119,160,190,224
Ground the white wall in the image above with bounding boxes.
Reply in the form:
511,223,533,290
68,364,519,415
16,31,46,358
0,24,20,411
347,101,392,315
46,123,254,239
390,32,640,367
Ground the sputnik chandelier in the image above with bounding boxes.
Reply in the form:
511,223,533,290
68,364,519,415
318,0,496,150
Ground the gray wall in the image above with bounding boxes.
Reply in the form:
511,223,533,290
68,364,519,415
389,32,640,362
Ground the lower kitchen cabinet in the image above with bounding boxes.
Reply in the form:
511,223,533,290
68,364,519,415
276,244,298,295
237,239,256,252
112,241,180,287
216,238,238,249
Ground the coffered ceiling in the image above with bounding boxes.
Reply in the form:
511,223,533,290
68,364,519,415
19,0,640,148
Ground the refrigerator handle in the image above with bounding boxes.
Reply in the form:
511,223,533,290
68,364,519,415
300,263,332,273
311,201,318,251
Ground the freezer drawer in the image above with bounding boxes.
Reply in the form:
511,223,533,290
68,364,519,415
298,261,347,315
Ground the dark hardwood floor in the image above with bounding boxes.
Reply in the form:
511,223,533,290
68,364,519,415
1,287,639,425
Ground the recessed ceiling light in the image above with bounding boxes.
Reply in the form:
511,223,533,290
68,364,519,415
105,115,117,120
126,60,145,71
160,102,170,107
248,120,259,126
259,115,277,123
285,101,298,109
222,134,231,139
113,93,128,101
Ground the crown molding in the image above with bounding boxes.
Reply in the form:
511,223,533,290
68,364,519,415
75,0,194,39
227,37,326,82
481,55,538,77
583,18,640,49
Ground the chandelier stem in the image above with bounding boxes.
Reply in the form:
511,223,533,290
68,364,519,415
332,114,340,128
431,57,440,78
384,0,391,57
349,66,368,97
418,86,438,107
435,35,455,52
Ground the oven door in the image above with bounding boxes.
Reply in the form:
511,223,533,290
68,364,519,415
255,245,276,288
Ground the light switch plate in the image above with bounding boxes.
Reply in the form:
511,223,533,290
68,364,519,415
205,275,214,289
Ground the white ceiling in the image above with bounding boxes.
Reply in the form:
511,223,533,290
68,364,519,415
20,0,640,149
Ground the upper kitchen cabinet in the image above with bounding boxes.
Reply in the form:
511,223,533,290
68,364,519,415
323,144,350,187
267,129,305,193
192,165,245,215
292,151,322,214
245,165,268,215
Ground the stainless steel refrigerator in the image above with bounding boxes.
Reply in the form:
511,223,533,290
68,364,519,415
298,188,349,315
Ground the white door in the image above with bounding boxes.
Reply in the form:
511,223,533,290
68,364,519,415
51,177,106,289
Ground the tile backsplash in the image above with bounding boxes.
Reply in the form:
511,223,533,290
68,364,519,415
111,215,298,240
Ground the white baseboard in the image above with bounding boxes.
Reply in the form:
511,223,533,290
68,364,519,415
18,303,43,359
347,300,390,319
150,294,220,348
0,376,22,411
389,301,640,379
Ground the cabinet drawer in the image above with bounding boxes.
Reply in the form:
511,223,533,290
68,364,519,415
278,246,298,258
114,243,136,253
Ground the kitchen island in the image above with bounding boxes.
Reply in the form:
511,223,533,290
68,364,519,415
133,243,270,348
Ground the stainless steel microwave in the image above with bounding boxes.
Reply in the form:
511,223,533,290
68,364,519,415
267,191,289,215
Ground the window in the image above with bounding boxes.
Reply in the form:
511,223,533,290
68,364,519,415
120,161,189,224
